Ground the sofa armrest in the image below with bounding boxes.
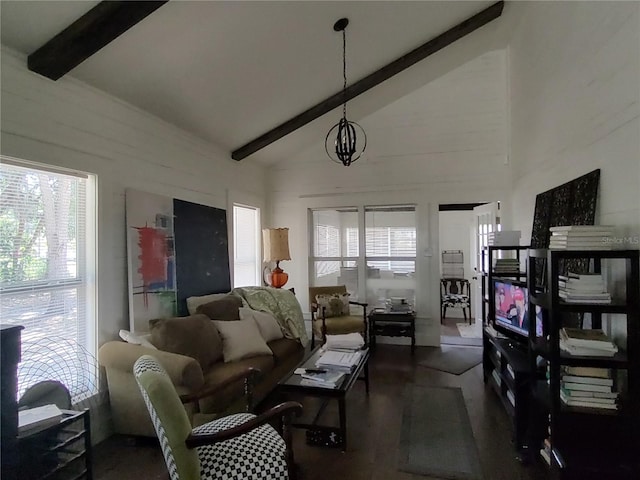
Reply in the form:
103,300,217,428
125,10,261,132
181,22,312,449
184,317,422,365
98,341,205,391
180,367,261,412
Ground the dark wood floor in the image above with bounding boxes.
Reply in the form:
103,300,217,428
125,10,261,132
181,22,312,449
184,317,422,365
93,344,547,480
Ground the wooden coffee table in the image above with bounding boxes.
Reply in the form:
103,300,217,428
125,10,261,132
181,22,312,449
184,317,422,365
276,346,369,451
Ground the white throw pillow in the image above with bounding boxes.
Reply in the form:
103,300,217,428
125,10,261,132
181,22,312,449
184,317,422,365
118,329,157,350
239,307,284,343
212,320,273,363
186,293,231,315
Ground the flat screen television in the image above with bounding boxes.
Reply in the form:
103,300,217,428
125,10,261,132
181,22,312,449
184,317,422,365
493,278,543,343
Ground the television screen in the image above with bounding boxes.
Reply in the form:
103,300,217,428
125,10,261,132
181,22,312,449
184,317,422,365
493,280,542,338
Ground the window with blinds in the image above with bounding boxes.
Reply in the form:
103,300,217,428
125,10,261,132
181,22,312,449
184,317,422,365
365,206,416,308
233,204,260,287
309,205,416,309
310,208,358,293
0,159,97,403
365,206,417,273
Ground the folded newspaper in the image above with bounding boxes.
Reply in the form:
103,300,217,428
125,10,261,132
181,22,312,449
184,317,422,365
300,370,345,388
324,333,364,351
18,404,62,437
316,350,363,372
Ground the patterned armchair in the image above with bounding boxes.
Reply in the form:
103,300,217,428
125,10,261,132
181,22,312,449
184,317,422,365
308,285,368,348
440,278,471,324
134,355,302,480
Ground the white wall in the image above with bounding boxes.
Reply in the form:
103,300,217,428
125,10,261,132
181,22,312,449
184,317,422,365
507,1,640,241
506,2,640,342
1,49,269,438
270,50,510,346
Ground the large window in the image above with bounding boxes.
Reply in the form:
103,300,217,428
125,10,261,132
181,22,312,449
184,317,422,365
310,208,359,295
233,204,260,287
0,159,97,403
310,205,416,308
365,206,416,308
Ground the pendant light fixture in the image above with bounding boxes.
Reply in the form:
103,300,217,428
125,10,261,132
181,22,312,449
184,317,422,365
325,18,366,167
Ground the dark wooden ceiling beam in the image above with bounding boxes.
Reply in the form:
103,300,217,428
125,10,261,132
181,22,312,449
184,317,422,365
28,1,168,81
232,1,504,161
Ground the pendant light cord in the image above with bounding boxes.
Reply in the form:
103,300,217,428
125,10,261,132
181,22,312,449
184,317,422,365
342,28,347,119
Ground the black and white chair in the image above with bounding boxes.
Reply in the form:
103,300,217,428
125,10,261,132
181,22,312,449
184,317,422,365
440,277,472,324
133,355,302,480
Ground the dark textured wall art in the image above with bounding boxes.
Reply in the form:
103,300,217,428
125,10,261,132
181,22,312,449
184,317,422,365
530,169,601,285
530,169,600,249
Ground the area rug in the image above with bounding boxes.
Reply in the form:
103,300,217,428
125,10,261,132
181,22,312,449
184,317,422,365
456,322,482,338
417,346,482,375
399,385,484,479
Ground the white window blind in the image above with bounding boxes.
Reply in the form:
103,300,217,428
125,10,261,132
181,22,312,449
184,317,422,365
233,204,260,287
365,206,416,273
311,209,358,279
0,160,97,403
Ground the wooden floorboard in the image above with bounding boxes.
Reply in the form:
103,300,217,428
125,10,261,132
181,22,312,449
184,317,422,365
93,344,547,480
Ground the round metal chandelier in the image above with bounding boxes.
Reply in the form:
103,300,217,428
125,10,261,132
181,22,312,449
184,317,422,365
325,18,367,167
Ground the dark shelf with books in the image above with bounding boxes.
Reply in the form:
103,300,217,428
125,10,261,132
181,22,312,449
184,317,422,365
527,247,640,479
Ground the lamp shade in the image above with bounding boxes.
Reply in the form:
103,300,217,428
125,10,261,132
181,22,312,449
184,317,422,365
262,228,291,262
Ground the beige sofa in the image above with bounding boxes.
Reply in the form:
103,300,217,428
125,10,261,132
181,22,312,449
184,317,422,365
99,306,305,437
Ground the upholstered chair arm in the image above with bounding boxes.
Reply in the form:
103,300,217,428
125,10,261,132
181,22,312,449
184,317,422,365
349,300,368,308
184,401,303,448
180,367,261,411
98,341,204,391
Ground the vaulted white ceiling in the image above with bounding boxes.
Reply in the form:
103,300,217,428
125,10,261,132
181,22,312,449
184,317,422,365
0,1,504,164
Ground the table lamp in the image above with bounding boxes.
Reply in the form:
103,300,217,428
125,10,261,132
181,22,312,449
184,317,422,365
263,228,291,288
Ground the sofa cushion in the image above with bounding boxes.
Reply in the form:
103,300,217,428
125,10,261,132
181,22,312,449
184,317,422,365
213,320,273,363
267,338,302,365
313,315,365,335
196,294,243,321
149,314,223,368
199,355,275,414
315,293,350,318
186,293,231,315
239,308,284,343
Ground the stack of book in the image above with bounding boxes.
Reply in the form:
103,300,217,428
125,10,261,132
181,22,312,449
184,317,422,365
493,258,521,274
560,328,618,357
324,333,364,351
548,225,613,250
300,369,346,388
558,272,611,304
560,366,619,410
488,230,521,246
316,349,363,372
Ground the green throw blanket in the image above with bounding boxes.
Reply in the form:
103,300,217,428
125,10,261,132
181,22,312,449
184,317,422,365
232,287,309,347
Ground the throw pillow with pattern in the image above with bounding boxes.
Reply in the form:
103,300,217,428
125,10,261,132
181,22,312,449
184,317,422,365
315,293,350,317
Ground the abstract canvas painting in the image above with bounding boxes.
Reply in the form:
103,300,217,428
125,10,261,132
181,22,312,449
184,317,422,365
126,189,231,332
126,189,178,332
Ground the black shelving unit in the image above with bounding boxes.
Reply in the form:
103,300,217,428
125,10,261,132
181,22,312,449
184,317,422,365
18,408,92,480
482,331,532,457
480,245,531,459
527,248,640,480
